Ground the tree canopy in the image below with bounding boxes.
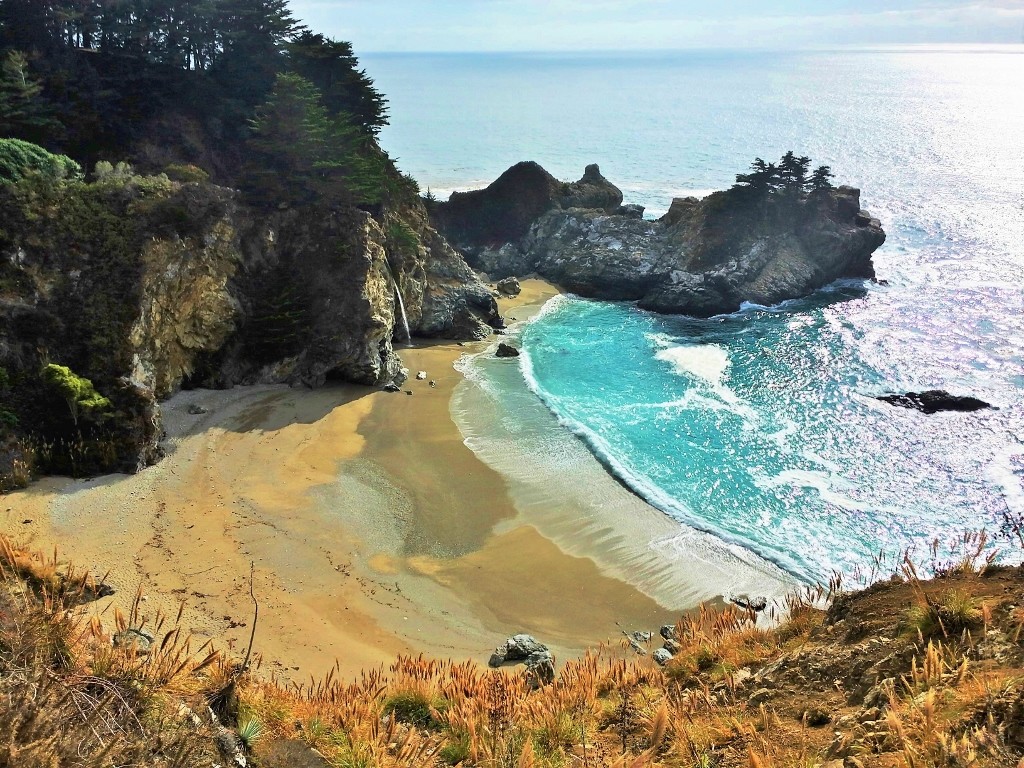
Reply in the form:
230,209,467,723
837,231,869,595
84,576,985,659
0,0,389,173
732,152,835,202
0,137,81,184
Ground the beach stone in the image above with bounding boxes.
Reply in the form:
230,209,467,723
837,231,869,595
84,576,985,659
495,343,520,358
660,624,679,641
383,383,401,392
187,403,208,415
113,627,154,653
663,639,681,655
653,648,673,666
732,595,768,612
524,650,555,688
415,371,427,380
496,276,522,297
489,634,549,667
630,631,653,644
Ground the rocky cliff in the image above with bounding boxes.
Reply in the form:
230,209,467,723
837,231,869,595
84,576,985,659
0,174,499,482
434,163,886,317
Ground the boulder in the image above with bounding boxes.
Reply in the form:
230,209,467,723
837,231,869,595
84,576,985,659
524,650,556,688
113,627,154,653
659,624,679,642
875,390,993,415
496,276,522,297
489,634,549,667
653,648,673,666
415,371,427,380
616,203,646,219
495,343,520,358
732,595,768,613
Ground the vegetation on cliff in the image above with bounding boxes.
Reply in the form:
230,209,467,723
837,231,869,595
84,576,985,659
2,533,1023,767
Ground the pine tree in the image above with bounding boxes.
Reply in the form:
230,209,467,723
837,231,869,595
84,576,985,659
287,31,388,134
778,151,811,193
244,72,361,205
0,51,62,143
809,165,834,192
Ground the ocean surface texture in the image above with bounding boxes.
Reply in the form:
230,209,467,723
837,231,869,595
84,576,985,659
369,48,1024,586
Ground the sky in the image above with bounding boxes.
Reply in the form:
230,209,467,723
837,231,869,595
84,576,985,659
288,1,1024,52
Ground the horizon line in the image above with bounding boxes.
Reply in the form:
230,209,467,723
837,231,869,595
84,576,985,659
359,42,1024,56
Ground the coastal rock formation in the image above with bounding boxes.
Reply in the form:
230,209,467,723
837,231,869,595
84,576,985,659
431,161,623,255
0,177,498,478
433,164,887,317
875,390,994,415
495,343,521,358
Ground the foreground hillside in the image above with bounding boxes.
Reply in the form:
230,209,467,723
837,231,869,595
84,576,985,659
1,535,1022,767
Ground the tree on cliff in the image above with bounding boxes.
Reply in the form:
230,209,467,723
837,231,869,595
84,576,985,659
243,72,361,205
778,151,811,194
810,164,834,192
0,51,61,143
41,363,110,431
287,32,388,135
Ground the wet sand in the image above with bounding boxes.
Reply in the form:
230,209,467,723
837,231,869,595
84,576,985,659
0,279,681,680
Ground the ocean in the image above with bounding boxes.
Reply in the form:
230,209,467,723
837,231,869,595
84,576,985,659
367,48,1024,589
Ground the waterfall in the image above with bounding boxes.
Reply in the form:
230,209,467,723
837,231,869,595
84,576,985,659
394,281,412,345
383,260,412,345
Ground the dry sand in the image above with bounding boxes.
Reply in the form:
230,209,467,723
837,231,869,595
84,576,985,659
0,279,687,680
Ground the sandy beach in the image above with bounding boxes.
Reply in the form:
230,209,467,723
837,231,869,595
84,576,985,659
1,279,712,680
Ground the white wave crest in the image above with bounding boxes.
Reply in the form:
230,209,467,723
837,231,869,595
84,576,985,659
654,344,730,387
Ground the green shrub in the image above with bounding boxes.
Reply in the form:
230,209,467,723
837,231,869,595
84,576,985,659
0,138,81,185
164,163,209,183
382,690,446,729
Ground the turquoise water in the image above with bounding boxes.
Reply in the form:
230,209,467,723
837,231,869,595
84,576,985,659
368,48,1024,585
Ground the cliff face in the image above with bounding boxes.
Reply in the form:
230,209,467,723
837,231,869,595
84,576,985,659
0,175,499,479
434,164,886,317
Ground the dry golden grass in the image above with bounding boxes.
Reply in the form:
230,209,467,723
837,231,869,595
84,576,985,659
1,532,1023,768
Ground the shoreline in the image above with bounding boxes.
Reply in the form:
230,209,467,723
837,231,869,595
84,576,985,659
0,278,792,681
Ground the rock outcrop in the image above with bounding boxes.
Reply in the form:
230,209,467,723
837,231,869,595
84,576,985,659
433,164,886,317
875,390,994,415
0,176,499,479
431,161,623,256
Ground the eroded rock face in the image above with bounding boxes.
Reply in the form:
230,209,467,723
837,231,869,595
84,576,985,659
0,178,497,477
434,165,887,317
433,161,623,254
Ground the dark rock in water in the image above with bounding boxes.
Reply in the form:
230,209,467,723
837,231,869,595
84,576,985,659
630,631,654,644
732,595,768,613
496,276,522,297
876,390,993,415
495,343,520,358
659,624,679,642
187,403,208,415
432,162,886,317
382,383,401,392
